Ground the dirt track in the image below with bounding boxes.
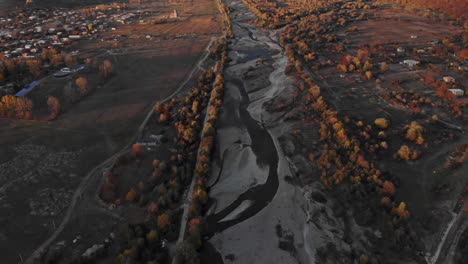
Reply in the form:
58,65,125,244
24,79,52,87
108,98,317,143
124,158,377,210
24,36,217,264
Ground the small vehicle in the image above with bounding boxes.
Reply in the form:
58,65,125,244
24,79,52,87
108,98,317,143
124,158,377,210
52,71,70,77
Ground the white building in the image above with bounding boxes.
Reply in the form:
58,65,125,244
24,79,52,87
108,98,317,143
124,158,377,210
443,76,455,83
402,60,419,67
169,9,178,19
448,89,464,97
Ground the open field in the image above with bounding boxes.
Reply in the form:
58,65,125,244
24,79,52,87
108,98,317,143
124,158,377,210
376,0,468,21
342,8,462,45
0,0,222,263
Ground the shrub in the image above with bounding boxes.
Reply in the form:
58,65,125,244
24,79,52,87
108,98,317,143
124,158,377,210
47,96,60,120
126,188,137,202
132,144,142,158
374,118,389,129
75,77,88,96
364,71,373,80
396,145,419,160
381,181,396,196
337,64,347,73
392,202,410,219
146,230,158,242
380,62,389,71
381,196,392,207
193,187,207,205
157,214,170,232
405,121,424,144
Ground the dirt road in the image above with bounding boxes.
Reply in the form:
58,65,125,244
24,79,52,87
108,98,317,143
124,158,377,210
24,37,217,264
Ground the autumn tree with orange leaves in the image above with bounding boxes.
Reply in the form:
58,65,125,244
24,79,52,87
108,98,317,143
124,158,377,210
381,181,396,197
47,96,60,120
0,95,33,119
157,213,170,232
132,144,142,158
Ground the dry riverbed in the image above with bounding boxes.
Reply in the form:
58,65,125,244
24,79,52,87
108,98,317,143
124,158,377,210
202,1,335,263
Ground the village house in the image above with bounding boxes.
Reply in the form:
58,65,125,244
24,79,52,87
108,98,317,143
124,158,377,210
443,76,455,83
0,5,142,59
448,89,464,97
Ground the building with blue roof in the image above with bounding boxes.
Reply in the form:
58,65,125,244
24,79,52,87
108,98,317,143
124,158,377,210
15,81,39,97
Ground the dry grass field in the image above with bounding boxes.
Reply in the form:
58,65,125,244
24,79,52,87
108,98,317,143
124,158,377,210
0,0,222,263
344,8,462,45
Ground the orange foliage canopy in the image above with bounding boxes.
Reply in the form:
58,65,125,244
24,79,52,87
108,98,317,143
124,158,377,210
392,202,410,219
381,181,396,197
460,49,468,59
132,144,142,157
125,188,137,202
157,214,170,231
147,202,159,214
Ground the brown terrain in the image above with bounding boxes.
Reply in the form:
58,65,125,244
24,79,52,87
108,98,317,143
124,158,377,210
0,0,222,263
0,0,466,264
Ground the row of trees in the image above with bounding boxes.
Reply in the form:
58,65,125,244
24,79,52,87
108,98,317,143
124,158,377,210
115,73,215,263
0,94,60,120
0,56,112,122
0,48,75,86
114,38,228,264
180,39,227,258
217,0,234,38
276,1,420,260
279,0,371,77
0,92,61,121
381,89,433,114
0,95,33,119
0,76,92,120
241,0,334,29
